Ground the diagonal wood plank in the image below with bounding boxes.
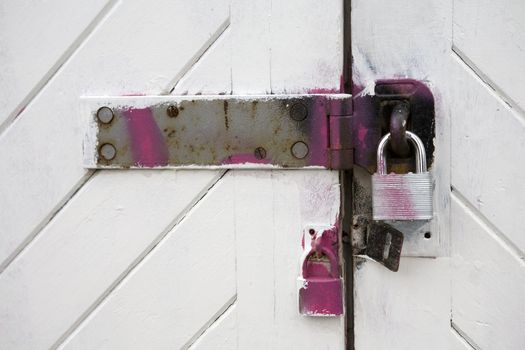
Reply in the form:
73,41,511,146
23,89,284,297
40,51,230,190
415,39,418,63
0,0,112,131
0,170,221,350
57,172,236,350
450,325,478,350
188,304,238,349
453,0,525,113
450,54,525,255
451,193,525,350
0,0,231,269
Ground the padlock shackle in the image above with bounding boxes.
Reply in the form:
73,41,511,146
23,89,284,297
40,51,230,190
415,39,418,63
377,131,427,175
301,246,339,279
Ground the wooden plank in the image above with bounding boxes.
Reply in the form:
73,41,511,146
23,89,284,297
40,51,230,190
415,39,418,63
352,0,452,256
450,57,525,254
269,0,343,93
189,306,238,349
0,170,221,350
234,170,344,349
453,0,525,112
57,172,235,349
451,194,525,350
0,0,231,268
450,328,476,350
230,0,271,94
0,0,110,129
352,1,454,348
353,257,451,350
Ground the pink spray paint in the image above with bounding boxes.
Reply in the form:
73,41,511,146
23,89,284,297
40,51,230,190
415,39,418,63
123,108,169,167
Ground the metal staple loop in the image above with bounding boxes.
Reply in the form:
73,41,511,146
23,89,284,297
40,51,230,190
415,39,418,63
389,101,410,157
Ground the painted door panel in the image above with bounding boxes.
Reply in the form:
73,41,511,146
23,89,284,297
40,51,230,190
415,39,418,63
0,1,345,349
353,0,525,349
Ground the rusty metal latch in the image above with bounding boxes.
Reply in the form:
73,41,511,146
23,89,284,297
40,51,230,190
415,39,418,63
82,94,353,169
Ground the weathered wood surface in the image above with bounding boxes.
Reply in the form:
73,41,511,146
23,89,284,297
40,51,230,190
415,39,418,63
353,0,525,349
0,0,345,349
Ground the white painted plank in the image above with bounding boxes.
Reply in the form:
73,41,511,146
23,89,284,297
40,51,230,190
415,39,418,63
189,306,238,350
353,257,451,350
0,0,231,268
450,57,525,255
351,0,452,256
0,0,110,129
58,172,235,350
450,328,476,350
453,0,525,112
451,194,525,350
171,28,232,95
230,0,271,94
234,170,344,349
0,170,221,350
270,0,343,93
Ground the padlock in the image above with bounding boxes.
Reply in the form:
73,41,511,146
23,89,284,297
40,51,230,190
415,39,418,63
298,227,343,316
372,131,433,220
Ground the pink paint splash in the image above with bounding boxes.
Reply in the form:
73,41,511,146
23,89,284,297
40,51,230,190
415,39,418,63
123,108,169,167
220,153,271,165
307,87,340,94
299,225,343,316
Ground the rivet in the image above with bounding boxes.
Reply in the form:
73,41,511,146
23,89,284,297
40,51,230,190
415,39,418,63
167,105,179,118
254,147,267,160
291,141,309,159
290,102,308,121
96,106,114,124
99,143,116,160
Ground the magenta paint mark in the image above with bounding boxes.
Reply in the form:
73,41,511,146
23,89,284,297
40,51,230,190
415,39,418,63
299,277,343,316
123,108,169,167
357,125,368,144
379,178,416,219
352,79,435,172
299,224,343,316
306,98,330,167
221,153,271,165
16,106,26,117
307,87,340,94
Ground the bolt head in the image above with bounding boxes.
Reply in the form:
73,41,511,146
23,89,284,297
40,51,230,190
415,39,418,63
167,105,179,118
254,147,267,160
291,141,309,159
96,106,114,124
99,143,116,161
290,102,308,121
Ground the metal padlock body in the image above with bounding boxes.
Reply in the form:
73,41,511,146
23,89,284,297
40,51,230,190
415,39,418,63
298,276,343,316
372,131,433,220
298,226,343,316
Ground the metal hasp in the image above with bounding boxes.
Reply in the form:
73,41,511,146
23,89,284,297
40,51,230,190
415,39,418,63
298,225,343,316
82,94,353,169
352,79,435,173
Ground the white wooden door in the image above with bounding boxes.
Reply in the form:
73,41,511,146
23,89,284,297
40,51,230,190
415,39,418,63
0,1,346,349
352,1,525,349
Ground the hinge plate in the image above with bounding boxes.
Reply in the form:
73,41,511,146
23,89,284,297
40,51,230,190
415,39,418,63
82,94,353,169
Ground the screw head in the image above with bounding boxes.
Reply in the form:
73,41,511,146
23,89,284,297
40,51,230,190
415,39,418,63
96,106,114,124
99,143,116,161
290,102,308,121
254,147,267,160
291,141,309,159
167,105,179,118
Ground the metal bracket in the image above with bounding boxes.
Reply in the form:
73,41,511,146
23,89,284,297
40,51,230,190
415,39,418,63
352,79,435,173
352,215,404,272
82,94,353,169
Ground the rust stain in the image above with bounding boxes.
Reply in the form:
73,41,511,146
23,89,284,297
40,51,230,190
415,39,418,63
223,100,229,130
